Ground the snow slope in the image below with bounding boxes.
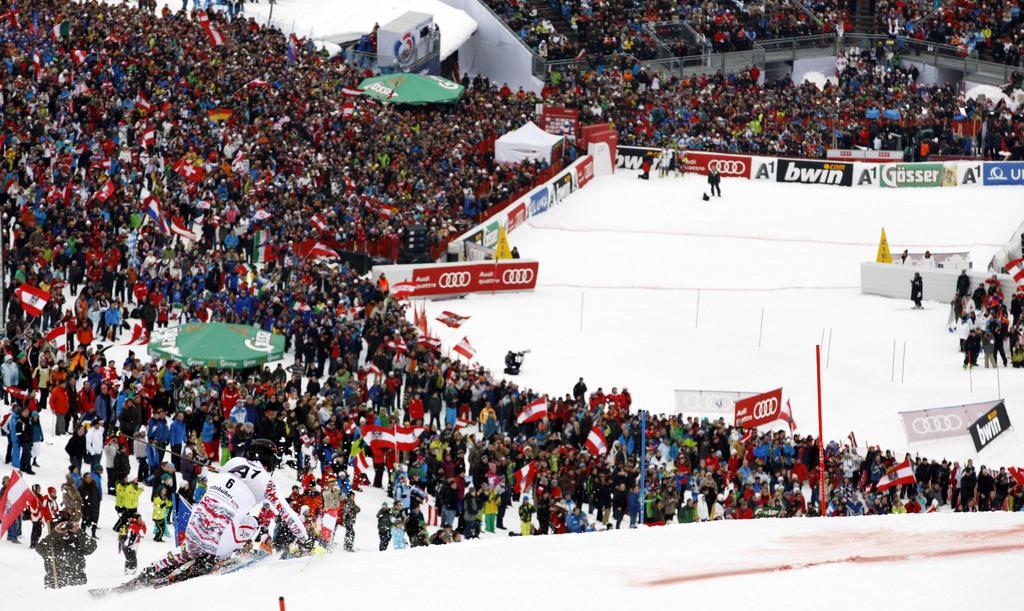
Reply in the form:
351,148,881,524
423,174,1024,466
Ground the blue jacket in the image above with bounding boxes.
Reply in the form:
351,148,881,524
94,394,112,423
169,419,187,446
148,417,170,444
566,511,583,533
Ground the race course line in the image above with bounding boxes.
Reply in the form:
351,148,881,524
639,541,1024,587
540,283,859,292
526,222,1003,248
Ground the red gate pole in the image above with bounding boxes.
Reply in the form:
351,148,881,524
816,344,826,517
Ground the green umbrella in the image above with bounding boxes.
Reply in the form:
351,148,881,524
148,322,285,368
357,73,464,105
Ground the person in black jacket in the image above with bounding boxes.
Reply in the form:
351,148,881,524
572,378,587,402
78,472,101,539
708,168,722,197
36,512,97,588
910,272,923,309
956,270,970,298
65,425,87,473
16,406,34,474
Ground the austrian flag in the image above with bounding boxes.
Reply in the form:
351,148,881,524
452,337,476,360
196,11,224,46
516,398,547,425
44,325,68,353
310,213,328,232
876,458,916,491
584,425,609,455
71,49,87,65
0,470,37,537
436,311,469,329
513,462,537,494
15,284,50,317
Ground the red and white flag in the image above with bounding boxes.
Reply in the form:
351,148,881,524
141,127,156,148
32,52,41,80
452,337,476,360
385,339,408,354
361,424,424,452
739,429,755,445
6,387,30,402
320,505,339,544
390,282,415,300
245,78,269,89
310,213,328,232
453,417,474,431
341,86,364,97
365,362,383,378
136,91,154,113
307,242,339,259
513,462,537,495
71,49,88,65
435,311,469,329
43,325,68,353
341,102,355,118
0,470,38,537
120,323,150,346
876,458,916,491
15,284,50,317
170,217,198,242
94,179,116,202
780,399,797,432
516,398,547,425
584,425,608,455
417,336,441,351
354,451,373,481
1006,258,1024,287
847,431,859,451
420,497,440,527
393,425,425,451
173,158,206,182
196,11,224,46
1009,466,1024,487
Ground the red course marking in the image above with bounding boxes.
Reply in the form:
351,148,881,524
641,542,1024,586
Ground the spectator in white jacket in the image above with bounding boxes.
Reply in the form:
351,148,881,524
85,422,104,470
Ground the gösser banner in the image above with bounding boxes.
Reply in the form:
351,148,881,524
734,388,783,428
879,163,947,188
682,152,752,178
898,399,1002,443
969,401,1011,452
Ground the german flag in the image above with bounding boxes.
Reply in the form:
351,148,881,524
207,107,233,122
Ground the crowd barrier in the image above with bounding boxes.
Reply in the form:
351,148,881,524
859,262,1015,304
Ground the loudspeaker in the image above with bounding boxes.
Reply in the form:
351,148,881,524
400,224,430,263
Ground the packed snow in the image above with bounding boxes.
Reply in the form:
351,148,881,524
424,173,1024,466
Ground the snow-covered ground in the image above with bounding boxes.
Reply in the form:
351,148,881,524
424,174,1024,466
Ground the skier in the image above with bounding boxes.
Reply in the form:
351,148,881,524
137,439,307,584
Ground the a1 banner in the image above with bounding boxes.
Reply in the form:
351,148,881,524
408,260,539,297
969,401,1011,452
682,151,752,178
734,388,783,428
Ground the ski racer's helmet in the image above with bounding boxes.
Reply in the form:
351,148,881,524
247,439,281,473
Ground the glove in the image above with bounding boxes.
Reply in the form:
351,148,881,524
297,536,315,551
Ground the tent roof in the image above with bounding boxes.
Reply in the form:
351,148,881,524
496,121,563,148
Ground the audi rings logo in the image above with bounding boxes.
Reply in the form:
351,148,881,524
707,159,747,175
438,272,472,289
502,268,535,285
911,415,963,434
752,398,779,419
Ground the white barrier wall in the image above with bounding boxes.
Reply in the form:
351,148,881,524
860,262,1014,304
440,0,542,93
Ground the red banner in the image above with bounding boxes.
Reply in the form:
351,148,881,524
409,260,538,297
683,152,752,178
540,106,579,142
507,202,527,233
734,388,783,428
577,156,594,188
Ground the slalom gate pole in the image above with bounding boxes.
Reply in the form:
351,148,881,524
901,342,906,384
758,308,765,347
816,344,826,517
890,340,896,382
996,361,1001,398
695,289,700,328
826,328,832,368
579,292,584,331
279,596,286,611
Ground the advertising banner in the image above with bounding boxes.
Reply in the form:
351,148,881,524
540,106,580,143
615,145,664,171
776,159,853,186
576,156,595,188
506,202,527,233
673,389,757,416
528,185,550,217
899,400,1001,443
879,163,945,188
386,260,540,298
734,388,784,428
969,401,1011,452
682,151,752,178
552,168,575,204
982,162,1024,186
827,149,903,162
957,162,983,187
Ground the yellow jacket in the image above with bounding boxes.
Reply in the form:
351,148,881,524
116,481,143,510
153,496,173,521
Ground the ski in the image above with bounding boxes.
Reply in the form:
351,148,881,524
89,550,272,597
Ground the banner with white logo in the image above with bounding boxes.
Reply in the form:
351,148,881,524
898,400,1001,443
681,152,752,178
370,260,539,298
969,401,1011,452
673,389,758,416
734,388,783,428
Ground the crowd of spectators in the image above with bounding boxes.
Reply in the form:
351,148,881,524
879,0,1024,66
541,44,1023,158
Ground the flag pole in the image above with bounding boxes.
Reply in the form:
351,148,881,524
816,344,826,517
639,409,646,526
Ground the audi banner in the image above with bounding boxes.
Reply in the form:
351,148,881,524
404,260,539,298
969,401,1011,452
682,152,752,178
733,388,783,428
898,400,1001,443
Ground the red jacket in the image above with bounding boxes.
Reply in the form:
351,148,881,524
407,397,424,421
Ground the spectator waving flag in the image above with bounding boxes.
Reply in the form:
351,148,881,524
584,425,609,455
848,431,859,451
306,241,339,259
170,216,199,242
417,336,441,352
120,323,150,346
43,324,67,353
876,458,916,491
385,338,408,354
51,20,69,39
196,10,224,47
391,281,415,300
136,91,154,113
354,450,373,482
94,179,116,202
436,311,469,329
141,126,156,148
453,336,476,360
143,194,170,234
320,506,339,544
15,283,49,317
517,397,547,424
287,34,299,65
0,470,37,537
1009,467,1024,487
310,213,328,232
1005,258,1024,287
513,462,537,495
71,49,87,65
780,399,797,432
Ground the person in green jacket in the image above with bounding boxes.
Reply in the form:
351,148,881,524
152,487,172,542
677,498,698,524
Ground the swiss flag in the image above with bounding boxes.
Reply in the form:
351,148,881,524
513,462,537,495
15,284,50,317
584,425,608,455
173,158,206,183
516,398,547,425
452,337,476,360
0,470,38,538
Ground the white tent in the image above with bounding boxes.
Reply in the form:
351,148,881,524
494,121,564,165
